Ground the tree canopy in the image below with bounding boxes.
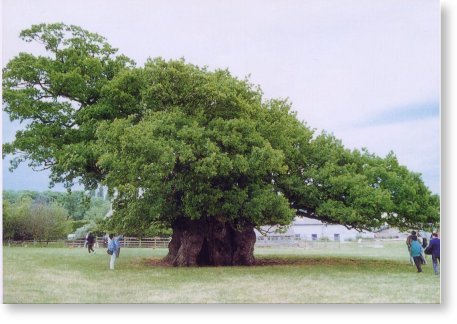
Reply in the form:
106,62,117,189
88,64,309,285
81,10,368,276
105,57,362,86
3,24,439,250
2,23,134,189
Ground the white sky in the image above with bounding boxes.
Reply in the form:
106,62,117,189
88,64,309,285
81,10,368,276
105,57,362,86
1,0,440,193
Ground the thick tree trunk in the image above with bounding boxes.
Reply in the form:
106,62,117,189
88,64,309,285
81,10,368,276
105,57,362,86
164,217,256,266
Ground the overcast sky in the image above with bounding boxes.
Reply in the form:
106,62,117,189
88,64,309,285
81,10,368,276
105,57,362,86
1,0,440,194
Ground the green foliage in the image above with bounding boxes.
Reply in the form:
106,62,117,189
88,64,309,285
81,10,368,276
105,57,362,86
97,60,438,232
144,222,173,237
2,23,134,189
3,190,112,241
276,134,440,231
69,219,90,233
3,196,71,241
96,69,297,231
29,203,70,241
55,191,89,220
3,190,110,221
83,196,111,220
2,200,14,239
3,23,440,236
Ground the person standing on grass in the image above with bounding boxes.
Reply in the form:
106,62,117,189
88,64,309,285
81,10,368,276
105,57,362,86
410,235,424,273
406,230,417,265
426,232,440,275
87,232,96,254
108,234,121,270
420,232,429,263
417,233,427,265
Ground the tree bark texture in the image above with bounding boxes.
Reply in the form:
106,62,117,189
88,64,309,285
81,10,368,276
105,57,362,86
164,217,256,266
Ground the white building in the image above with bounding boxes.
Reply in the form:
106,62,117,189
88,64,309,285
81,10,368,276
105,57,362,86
255,216,375,241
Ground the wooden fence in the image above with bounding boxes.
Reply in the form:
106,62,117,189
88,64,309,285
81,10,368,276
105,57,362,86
121,237,171,248
65,237,171,248
4,237,171,249
5,236,382,250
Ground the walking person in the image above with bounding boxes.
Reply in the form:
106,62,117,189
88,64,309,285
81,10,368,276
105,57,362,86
410,235,424,273
418,233,427,265
425,232,440,275
406,230,417,265
108,234,121,270
87,232,96,254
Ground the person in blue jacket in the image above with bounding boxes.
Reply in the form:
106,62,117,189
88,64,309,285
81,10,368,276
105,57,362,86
409,235,424,273
426,232,440,275
108,234,121,270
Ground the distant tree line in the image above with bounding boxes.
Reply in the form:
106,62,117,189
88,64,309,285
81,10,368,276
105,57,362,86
3,189,171,241
2,189,110,241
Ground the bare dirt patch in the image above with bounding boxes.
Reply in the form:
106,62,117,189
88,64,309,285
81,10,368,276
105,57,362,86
254,257,364,266
139,256,388,268
142,258,173,267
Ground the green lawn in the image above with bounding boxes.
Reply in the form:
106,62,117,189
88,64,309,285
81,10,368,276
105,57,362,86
2,240,440,303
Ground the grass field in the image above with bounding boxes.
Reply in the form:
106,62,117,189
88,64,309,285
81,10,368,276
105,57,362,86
2,240,440,304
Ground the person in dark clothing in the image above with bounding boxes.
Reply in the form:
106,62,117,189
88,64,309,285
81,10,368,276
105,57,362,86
425,232,440,275
87,232,96,254
406,230,417,265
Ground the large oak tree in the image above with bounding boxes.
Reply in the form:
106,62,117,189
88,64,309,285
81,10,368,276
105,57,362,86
3,24,440,266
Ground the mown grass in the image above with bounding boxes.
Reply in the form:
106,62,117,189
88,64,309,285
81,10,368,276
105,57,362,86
2,241,440,304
